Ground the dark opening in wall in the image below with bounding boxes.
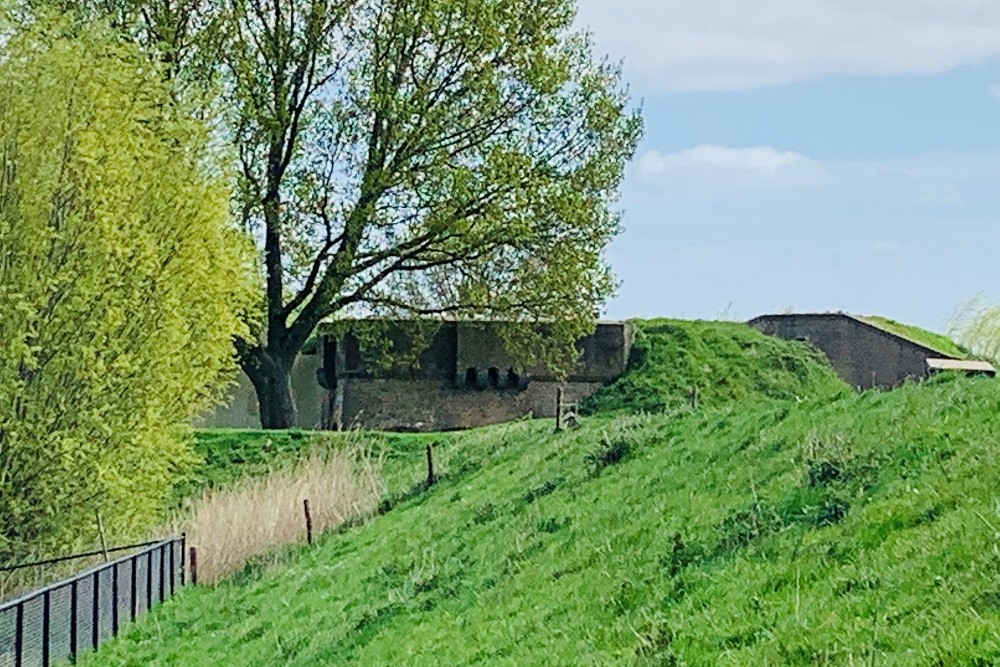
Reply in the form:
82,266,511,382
465,367,478,388
488,367,500,388
506,368,520,390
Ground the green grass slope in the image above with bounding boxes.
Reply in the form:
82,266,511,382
173,429,434,504
85,324,1000,666
859,315,970,359
582,319,849,414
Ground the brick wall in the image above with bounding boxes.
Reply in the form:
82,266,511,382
340,379,602,431
202,320,633,431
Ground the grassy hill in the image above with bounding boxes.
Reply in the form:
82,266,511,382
582,319,849,414
859,315,970,359
83,322,1000,666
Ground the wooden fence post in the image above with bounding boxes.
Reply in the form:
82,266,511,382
303,499,313,546
426,444,436,487
555,387,564,431
188,547,198,586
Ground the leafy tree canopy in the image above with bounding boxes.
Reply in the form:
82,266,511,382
0,20,255,557
19,0,643,428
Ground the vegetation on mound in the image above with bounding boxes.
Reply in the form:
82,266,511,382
172,429,436,505
85,374,1000,666
582,319,849,414
860,315,971,359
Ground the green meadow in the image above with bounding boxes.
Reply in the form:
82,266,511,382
84,321,1000,666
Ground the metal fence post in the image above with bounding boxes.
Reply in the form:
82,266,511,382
14,601,23,667
146,549,153,611
180,534,187,586
158,544,166,603
130,554,138,621
169,539,176,596
70,579,78,657
91,571,100,650
111,561,119,635
41,589,50,667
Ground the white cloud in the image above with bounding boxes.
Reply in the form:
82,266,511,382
635,145,829,191
576,0,1000,91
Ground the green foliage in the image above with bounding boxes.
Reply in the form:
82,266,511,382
584,431,632,473
322,319,445,377
947,295,1000,363
85,374,1000,666
582,319,850,414
0,24,253,559
23,0,643,426
860,315,971,359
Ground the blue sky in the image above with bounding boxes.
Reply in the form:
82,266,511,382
576,0,1000,333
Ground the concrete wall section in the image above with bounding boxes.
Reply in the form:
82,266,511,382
749,314,954,390
203,320,633,432
341,322,457,380
455,322,519,377
340,379,603,432
577,322,635,382
452,321,634,384
198,352,325,429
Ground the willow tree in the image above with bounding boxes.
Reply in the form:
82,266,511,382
29,0,643,429
0,25,253,556
949,296,1000,363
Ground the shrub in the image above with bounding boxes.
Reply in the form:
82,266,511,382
472,503,498,525
522,479,561,504
0,25,255,559
585,433,632,473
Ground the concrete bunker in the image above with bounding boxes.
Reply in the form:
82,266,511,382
749,312,995,389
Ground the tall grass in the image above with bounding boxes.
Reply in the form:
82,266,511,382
177,443,384,584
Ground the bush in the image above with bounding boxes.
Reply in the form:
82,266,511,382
0,25,254,559
585,432,632,473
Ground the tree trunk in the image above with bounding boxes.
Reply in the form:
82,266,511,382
246,355,298,430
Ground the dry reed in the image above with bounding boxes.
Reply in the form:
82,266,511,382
178,444,384,584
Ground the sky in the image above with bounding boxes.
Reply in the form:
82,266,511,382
575,0,1000,333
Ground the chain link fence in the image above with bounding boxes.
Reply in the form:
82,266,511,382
0,536,186,667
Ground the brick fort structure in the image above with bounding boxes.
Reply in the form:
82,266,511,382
317,320,634,431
